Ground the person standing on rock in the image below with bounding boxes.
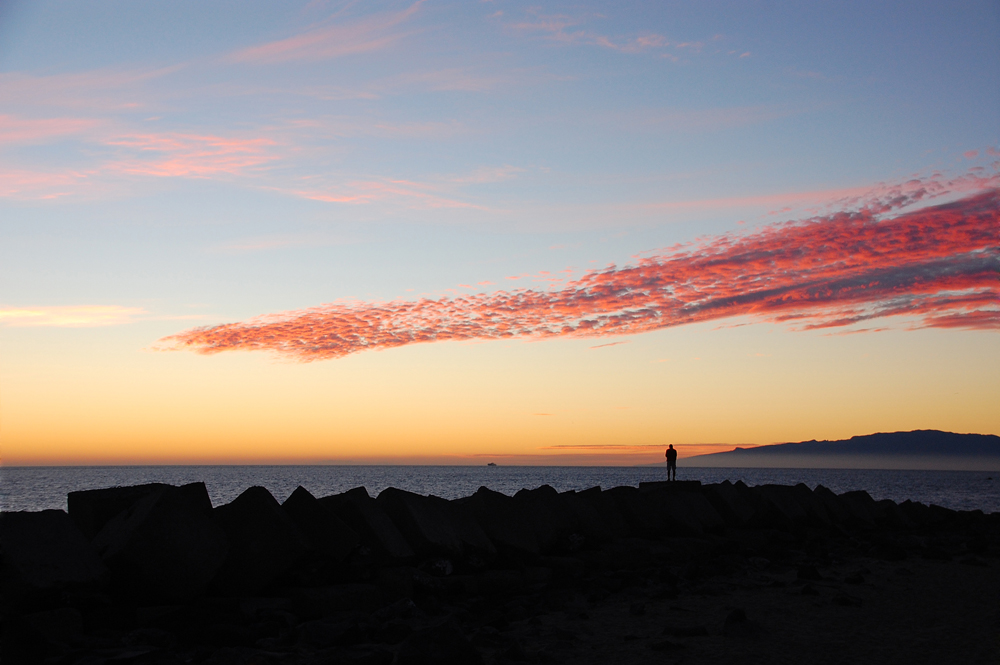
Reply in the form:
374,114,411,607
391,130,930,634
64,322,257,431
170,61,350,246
665,444,678,481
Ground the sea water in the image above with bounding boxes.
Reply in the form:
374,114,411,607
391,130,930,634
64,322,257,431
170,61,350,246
2,465,998,514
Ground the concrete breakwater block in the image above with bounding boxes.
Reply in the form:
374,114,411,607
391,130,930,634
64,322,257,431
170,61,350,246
453,486,539,558
557,488,620,543
68,482,173,540
646,487,726,535
376,488,467,560
425,494,497,560
320,487,416,561
281,486,360,563
5,479,984,608
212,486,311,596
513,485,582,553
0,510,107,606
90,482,227,601
702,480,758,526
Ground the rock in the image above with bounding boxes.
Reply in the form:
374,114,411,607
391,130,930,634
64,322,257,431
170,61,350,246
428,495,496,560
572,487,631,540
812,485,853,524
377,488,465,559
790,483,833,526
926,504,959,527
375,620,413,645
295,617,366,648
645,488,726,534
638,480,702,492
754,484,810,528
0,510,107,606
68,483,171,540
664,624,709,637
872,542,908,561
875,499,913,529
453,487,539,558
512,485,582,554
832,593,862,607
281,486,360,562
837,490,878,528
25,606,84,643
722,608,762,639
898,500,931,526
320,487,415,561
396,620,484,665
602,486,662,538
90,482,227,601
556,490,617,543
702,481,757,527
796,565,823,581
292,582,384,615
212,486,310,596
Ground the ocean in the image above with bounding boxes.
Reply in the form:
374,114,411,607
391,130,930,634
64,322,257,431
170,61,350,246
2,465,999,514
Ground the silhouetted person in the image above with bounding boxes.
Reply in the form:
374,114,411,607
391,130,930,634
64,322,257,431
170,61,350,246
665,444,677,481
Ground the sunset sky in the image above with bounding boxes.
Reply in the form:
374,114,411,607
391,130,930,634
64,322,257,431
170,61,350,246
1,1,997,465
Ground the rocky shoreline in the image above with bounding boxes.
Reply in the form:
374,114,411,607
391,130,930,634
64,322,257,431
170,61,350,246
3,479,998,664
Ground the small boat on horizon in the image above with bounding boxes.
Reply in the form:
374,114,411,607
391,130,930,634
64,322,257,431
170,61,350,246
487,462,497,467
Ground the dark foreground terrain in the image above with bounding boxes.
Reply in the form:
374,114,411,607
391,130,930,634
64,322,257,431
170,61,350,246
3,479,999,664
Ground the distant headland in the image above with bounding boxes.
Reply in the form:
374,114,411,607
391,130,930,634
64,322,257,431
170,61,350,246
684,430,1000,471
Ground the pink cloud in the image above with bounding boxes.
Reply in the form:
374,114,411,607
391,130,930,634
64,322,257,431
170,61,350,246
106,132,279,178
0,115,100,143
642,170,1000,217
160,187,999,361
1,130,282,199
229,3,423,63
282,178,483,209
0,168,94,200
0,305,146,327
0,66,184,113
964,150,980,159
510,10,703,57
589,341,628,349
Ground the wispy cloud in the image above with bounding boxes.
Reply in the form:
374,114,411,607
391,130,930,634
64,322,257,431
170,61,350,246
641,169,1000,218
509,10,707,58
0,167,104,200
0,131,282,200
160,186,999,361
589,341,628,349
278,176,486,209
228,2,423,63
0,114,101,143
0,66,185,113
105,132,279,178
0,305,146,327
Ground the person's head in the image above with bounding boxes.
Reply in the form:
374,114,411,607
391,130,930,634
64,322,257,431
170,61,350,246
668,444,673,449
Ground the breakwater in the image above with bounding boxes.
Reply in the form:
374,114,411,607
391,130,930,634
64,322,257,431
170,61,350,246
3,480,998,664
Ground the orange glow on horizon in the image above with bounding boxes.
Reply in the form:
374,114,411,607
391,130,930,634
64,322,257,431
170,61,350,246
1,443,753,467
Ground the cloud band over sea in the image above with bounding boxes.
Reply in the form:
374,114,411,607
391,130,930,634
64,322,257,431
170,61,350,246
160,189,999,361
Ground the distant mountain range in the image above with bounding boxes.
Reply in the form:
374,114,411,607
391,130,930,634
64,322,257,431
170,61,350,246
683,430,1000,470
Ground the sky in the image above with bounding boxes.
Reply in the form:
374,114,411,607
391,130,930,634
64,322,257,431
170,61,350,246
1,0,997,466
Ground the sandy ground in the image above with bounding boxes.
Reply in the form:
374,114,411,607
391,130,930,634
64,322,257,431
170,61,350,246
463,545,1000,665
